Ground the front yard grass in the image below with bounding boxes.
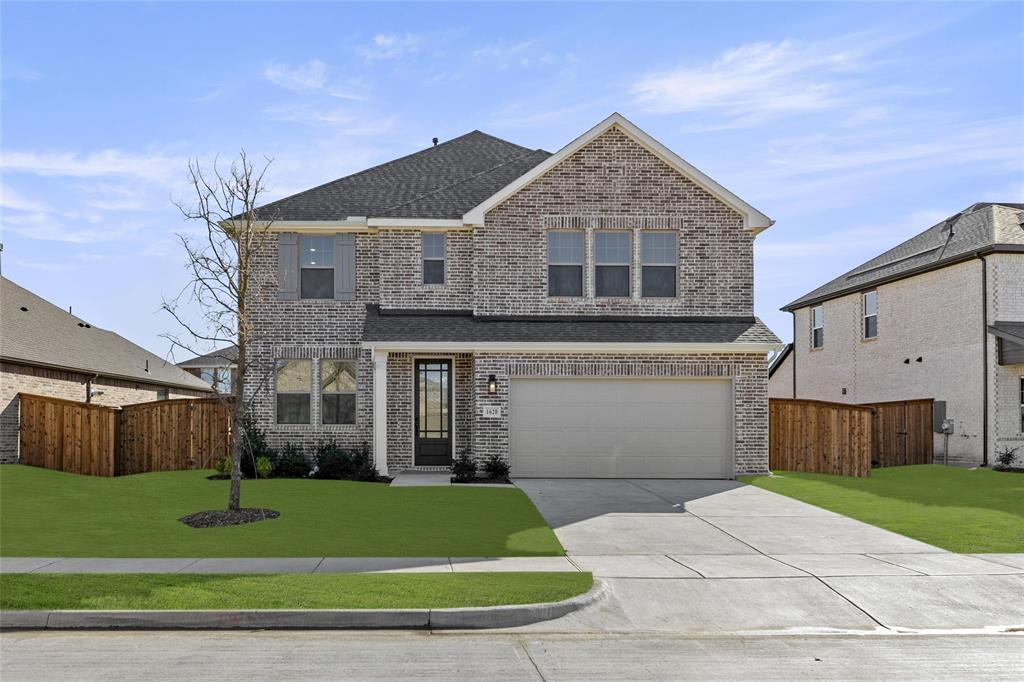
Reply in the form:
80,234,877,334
0,465,563,557
0,572,592,610
741,465,1024,553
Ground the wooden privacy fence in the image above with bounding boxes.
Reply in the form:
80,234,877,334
119,398,233,475
17,394,120,476
17,393,232,477
769,397,934,477
769,399,874,477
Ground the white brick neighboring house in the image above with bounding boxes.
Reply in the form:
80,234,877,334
245,113,782,479
0,277,213,463
770,203,1024,467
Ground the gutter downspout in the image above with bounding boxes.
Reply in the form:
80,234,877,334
791,312,797,399
980,255,989,467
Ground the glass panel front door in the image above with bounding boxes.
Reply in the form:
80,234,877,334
415,360,452,466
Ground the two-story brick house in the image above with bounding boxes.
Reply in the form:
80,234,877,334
245,113,781,479
771,202,1024,466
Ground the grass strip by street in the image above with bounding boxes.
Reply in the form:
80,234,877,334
741,465,1024,553
0,465,563,558
0,572,593,611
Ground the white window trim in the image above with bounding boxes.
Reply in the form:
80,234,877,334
299,235,335,300
593,230,632,298
863,290,878,341
640,229,679,299
811,305,824,350
320,358,358,427
422,233,446,286
546,229,586,298
275,358,312,425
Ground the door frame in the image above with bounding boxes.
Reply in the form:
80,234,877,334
413,357,455,466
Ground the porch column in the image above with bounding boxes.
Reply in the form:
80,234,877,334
372,349,389,476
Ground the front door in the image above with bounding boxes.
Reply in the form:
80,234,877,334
414,359,452,466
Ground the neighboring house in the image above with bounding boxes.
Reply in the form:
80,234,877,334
0,276,213,463
177,345,237,393
771,202,1024,466
767,343,793,399
245,113,781,479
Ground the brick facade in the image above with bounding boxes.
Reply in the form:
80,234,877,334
0,362,206,463
246,124,772,476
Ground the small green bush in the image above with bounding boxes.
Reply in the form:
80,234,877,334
213,456,232,476
272,444,309,478
314,441,384,481
995,446,1019,470
483,453,510,481
255,456,272,479
451,451,477,482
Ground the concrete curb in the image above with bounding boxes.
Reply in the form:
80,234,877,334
0,579,606,631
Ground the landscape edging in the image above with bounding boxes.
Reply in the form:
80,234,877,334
0,579,606,631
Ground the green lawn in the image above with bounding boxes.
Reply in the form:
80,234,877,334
0,465,563,557
741,465,1024,553
0,572,592,610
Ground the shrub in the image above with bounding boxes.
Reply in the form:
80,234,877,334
451,451,477,482
483,453,510,481
272,443,309,478
254,456,272,479
239,415,273,478
213,456,231,476
995,446,1019,470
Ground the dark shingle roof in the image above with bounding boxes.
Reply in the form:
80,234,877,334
256,131,551,221
176,345,238,368
1,277,212,391
363,306,780,345
768,343,792,378
988,321,1024,345
784,202,1024,310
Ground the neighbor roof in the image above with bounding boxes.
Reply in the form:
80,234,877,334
256,131,551,221
363,306,781,346
176,345,238,368
783,202,1024,311
0,277,212,391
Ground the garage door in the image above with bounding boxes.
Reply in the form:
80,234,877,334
509,378,733,478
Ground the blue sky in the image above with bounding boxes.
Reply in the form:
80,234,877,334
2,1,1022,358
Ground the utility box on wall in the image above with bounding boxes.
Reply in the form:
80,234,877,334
932,401,947,433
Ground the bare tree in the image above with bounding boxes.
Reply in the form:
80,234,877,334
163,151,274,513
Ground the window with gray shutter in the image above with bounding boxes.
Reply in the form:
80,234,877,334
334,233,356,300
299,235,334,299
277,233,299,300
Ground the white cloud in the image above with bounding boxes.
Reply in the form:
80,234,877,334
1,149,183,185
1,212,140,244
632,40,856,121
359,33,422,61
263,59,366,100
0,183,53,212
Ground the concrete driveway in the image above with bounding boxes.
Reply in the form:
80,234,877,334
514,478,1024,634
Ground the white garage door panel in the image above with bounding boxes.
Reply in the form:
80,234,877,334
510,378,733,479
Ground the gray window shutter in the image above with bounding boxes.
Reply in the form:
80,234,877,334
334,233,356,300
277,233,299,300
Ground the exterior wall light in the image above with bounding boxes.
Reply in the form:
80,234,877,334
487,374,498,395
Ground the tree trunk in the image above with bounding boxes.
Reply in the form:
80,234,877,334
228,330,246,512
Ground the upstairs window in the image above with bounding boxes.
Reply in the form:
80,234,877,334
321,360,357,425
863,290,878,339
811,305,824,349
201,368,232,393
594,231,631,297
276,359,311,424
641,231,677,298
422,233,446,285
299,235,334,299
547,231,584,297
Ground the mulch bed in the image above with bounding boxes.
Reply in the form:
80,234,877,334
179,508,281,528
993,466,1024,474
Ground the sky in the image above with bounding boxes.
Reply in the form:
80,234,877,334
2,1,1022,359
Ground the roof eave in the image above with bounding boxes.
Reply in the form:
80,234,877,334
1,356,214,393
362,341,782,353
781,244,1024,312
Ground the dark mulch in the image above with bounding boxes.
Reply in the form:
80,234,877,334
993,466,1024,474
179,508,281,528
451,477,512,485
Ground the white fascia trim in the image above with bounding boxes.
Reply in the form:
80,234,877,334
366,218,464,229
362,341,782,354
462,112,774,234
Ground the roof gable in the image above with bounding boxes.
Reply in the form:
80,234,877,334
463,113,773,232
783,203,1024,310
